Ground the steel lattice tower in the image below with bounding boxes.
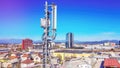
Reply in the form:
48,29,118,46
40,1,57,68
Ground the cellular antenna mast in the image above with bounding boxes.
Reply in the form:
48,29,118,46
40,1,57,68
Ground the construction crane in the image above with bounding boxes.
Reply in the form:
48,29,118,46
40,1,57,68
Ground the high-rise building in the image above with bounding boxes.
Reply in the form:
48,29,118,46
22,39,33,50
119,41,120,48
66,33,74,48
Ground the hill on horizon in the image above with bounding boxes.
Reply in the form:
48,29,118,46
0,39,119,44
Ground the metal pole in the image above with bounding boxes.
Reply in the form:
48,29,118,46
43,1,48,68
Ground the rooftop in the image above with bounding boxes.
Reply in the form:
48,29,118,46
104,58,120,67
22,59,33,64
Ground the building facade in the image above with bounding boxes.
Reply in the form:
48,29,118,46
22,39,33,50
66,33,74,48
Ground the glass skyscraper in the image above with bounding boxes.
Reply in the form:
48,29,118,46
66,33,74,48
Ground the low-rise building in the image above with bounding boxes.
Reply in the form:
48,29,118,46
21,54,29,61
21,58,34,68
33,54,42,63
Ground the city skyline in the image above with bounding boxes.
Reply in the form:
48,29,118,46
0,0,120,41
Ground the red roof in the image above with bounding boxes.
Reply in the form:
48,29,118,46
22,59,33,64
104,58,120,67
22,54,29,57
9,56,18,59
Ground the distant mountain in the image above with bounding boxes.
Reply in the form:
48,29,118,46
0,39,22,44
33,40,42,44
75,40,119,45
0,39,119,44
55,40,65,43
0,39,43,44
55,40,119,44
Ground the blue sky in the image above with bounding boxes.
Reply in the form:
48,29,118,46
0,0,120,41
